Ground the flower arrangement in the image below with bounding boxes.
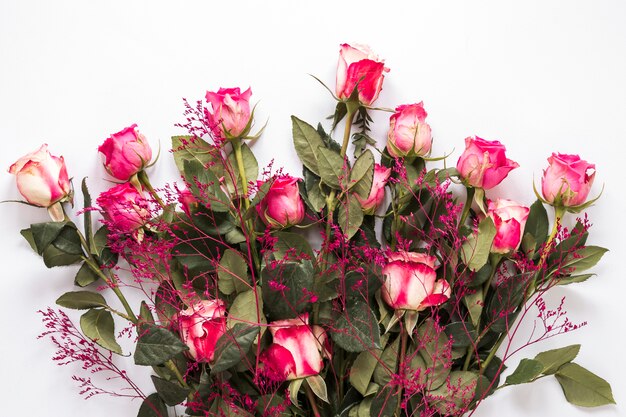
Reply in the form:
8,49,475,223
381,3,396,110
7,43,614,417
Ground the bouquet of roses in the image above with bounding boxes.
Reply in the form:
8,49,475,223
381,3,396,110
7,43,614,417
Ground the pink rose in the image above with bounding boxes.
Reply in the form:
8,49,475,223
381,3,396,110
96,183,150,234
178,188,198,218
486,199,530,254
355,163,391,214
382,251,451,311
541,153,596,207
259,314,330,381
256,176,305,228
178,300,227,363
336,43,389,106
387,103,433,158
205,87,253,139
98,124,152,182
456,136,519,189
8,144,71,219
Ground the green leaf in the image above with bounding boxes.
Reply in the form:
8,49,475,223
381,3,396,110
561,246,608,274
80,309,122,355
524,200,549,249
228,288,266,331
74,262,100,287
273,231,315,261
316,146,345,190
30,221,66,254
134,323,188,366
183,159,230,212
302,167,326,213
140,301,155,324
338,194,364,240
416,319,451,389
534,344,580,375
217,249,250,295
331,299,381,353
372,335,399,386
20,228,37,252
370,386,398,417
51,224,84,255
262,260,315,320
211,324,260,373
350,348,382,395
151,375,191,406
81,178,94,250
226,142,258,195
306,375,329,403
93,226,118,266
461,217,497,271
505,358,544,385
56,291,107,310
292,116,325,176
137,393,168,417
429,371,478,414
171,135,215,174
42,244,83,267
462,288,483,327
485,272,532,333
348,149,374,199
288,378,304,406
555,362,615,407
445,322,477,348
557,273,595,286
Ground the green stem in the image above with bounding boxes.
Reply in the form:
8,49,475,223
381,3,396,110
480,334,506,374
458,187,475,228
232,139,250,209
395,330,408,415
137,170,166,209
304,383,321,417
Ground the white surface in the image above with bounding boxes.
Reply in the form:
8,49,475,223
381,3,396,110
1,1,625,416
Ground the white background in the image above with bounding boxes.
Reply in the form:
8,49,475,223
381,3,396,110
1,1,625,416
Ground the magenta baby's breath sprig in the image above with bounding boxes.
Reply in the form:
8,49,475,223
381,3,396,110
7,43,613,417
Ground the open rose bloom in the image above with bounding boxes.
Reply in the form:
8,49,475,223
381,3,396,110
260,314,330,381
387,103,433,158
336,43,389,106
542,153,596,208
487,199,530,254
382,252,451,311
178,300,227,363
8,144,71,221
205,87,253,139
96,183,150,235
98,124,152,182
456,136,519,189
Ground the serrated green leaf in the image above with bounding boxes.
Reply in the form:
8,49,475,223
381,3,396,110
42,244,83,267
30,221,66,254
151,375,191,406
80,308,122,354
302,167,326,212
445,322,477,348
171,135,215,174
74,262,100,286
348,149,374,199
217,249,250,295
557,273,595,286
57,291,107,310
134,323,188,366
332,299,381,353
461,217,496,271
505,358,544,385
211,324,260,373
534,344,580,375
555,362,615,407
292,116,325,175
316,146,345,190
273,231,315,261
561,246,608,274
20,228,37,252
338,194,364,240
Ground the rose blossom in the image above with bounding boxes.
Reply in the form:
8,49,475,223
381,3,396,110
336,43,389,106
355,163,391,214
486,199,530,254
205,87,252,139
98,124,152,182
8,144,71,221
256,176,305,228
387,103,432,158
382,251,451,311
259,314,330,381
96,183,150,234
456,136,519,189
178,299,227,363
541,153,596,207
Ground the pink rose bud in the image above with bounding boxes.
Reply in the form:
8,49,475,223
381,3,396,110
98,124,152,182
96,183,150,234
541,153,596,207
259,314,330,381
355,163,391,214
205,87,253,139
382,251,451,311
256,176,305,229
456,136,519,189
336,43,389,106
178,299,227,363
387,103,433,158
486,199,530,254
8,145,71,220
